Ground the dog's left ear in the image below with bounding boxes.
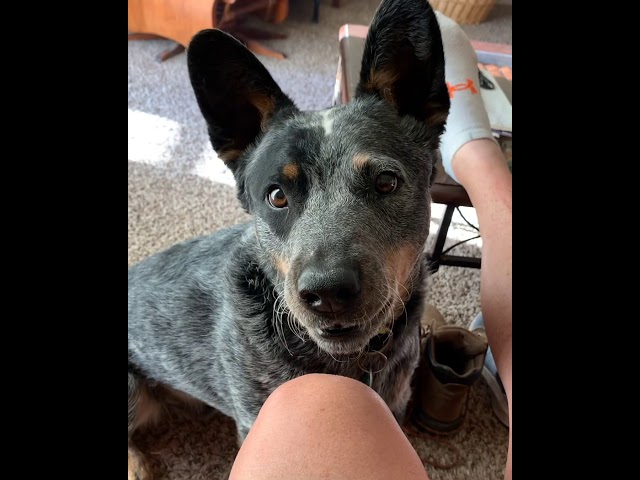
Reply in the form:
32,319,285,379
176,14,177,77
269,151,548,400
187,29,296,170
355,0,449,133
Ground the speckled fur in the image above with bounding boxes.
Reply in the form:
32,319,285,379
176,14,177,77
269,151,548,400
128,0,449,476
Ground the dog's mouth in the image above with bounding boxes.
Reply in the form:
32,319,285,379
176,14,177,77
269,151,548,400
317,324,359,338
294,297,396,355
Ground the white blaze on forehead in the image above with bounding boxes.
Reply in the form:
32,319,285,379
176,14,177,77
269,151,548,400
319,110,334,136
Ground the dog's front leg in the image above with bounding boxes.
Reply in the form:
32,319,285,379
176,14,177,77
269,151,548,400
128,442,153,480
128,373,160,480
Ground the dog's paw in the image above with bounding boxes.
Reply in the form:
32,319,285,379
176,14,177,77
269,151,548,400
128,447,153,480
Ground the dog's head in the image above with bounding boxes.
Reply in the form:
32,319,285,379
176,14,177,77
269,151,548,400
188,0,449,355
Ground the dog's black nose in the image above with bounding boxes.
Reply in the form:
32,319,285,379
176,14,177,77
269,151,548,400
298,264,361,314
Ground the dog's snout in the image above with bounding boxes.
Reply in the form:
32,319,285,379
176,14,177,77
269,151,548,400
298,264,361,314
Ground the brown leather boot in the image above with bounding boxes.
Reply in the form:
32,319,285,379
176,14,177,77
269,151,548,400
412,305,488,434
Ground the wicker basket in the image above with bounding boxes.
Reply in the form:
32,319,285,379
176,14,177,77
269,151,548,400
429,0,497,24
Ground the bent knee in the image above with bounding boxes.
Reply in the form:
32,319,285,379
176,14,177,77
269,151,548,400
261,373,389,420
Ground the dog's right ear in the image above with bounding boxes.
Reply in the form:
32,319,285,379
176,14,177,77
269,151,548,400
187,30,296,171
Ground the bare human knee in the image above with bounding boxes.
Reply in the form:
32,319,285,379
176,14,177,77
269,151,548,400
264,373,387,414
230,373,429,480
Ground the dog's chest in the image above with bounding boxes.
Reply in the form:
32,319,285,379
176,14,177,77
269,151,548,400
239,333,419,420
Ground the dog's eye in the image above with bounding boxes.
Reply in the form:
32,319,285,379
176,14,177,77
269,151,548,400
267,187,288,208
375,172,399,194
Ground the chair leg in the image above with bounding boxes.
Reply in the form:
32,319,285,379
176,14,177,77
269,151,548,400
427,204,455,273
312,0,320,22
218,9,287,60
231,25,287,40
128,33,187,62
238,36,286,59
427,204,482,271
156,43,186,62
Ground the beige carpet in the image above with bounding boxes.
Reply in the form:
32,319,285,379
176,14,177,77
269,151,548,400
128,0,510,477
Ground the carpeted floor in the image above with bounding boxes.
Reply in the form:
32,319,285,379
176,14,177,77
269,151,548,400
128,0,511,478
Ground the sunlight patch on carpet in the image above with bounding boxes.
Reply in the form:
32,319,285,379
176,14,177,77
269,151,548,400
193,152,236,188
128,109,181,164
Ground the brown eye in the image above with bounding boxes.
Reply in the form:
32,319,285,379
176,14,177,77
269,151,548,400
267,187,288,208
375,172,399,194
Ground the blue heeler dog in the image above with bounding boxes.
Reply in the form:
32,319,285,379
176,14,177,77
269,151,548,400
128,0,450,477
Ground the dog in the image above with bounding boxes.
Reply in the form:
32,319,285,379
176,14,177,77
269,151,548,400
128,0,450,477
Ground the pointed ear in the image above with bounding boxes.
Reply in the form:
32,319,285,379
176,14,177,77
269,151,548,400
355,0,449,132
187,29,296,168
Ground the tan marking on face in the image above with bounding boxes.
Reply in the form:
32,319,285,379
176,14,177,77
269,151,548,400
352,153,370,170
275,257,291,276
282,163,299,181
386,244,421,303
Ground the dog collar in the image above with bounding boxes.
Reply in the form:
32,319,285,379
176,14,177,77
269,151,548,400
358,324,395,387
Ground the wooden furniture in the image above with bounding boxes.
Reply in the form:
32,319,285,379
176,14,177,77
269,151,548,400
334,24,512,271
128,0,290,61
